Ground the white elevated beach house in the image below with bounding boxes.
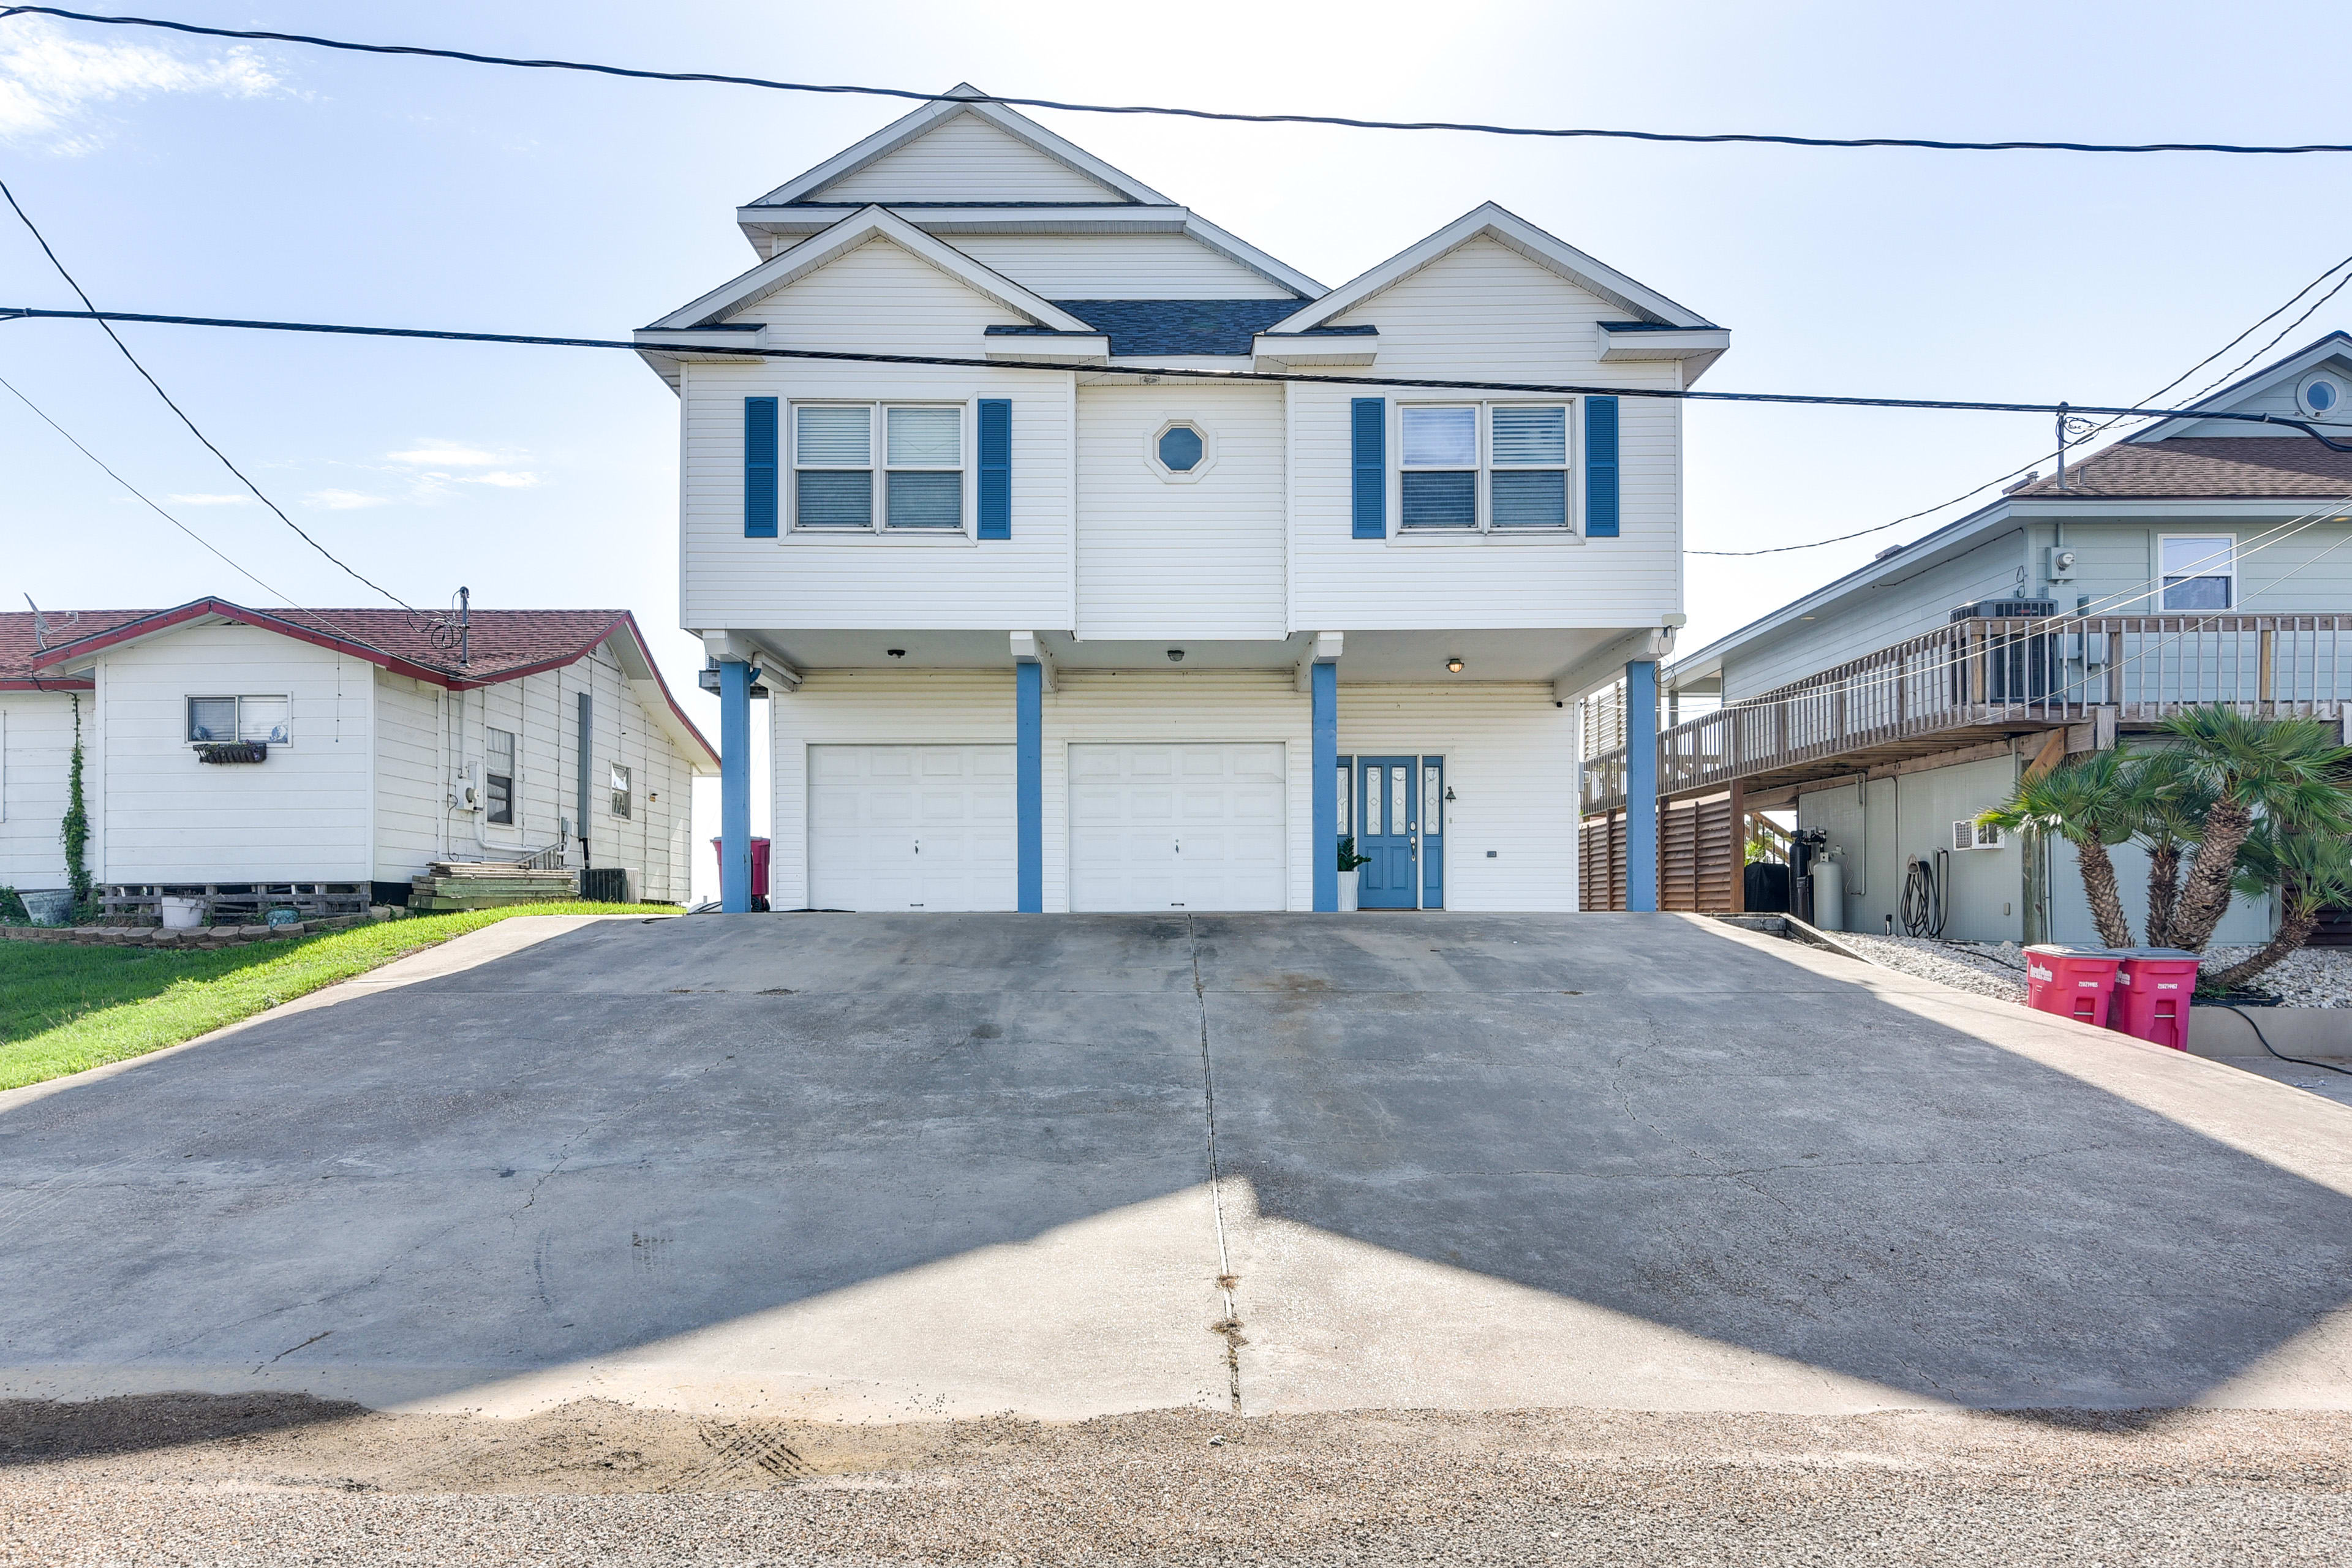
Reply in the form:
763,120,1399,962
640,88,1724,914
0,600,715,913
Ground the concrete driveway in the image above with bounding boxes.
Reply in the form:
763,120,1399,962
4,913,2350,1422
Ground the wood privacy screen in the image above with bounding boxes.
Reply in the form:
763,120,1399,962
1580,791,1743,913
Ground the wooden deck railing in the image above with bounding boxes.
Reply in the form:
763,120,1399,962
1584,612,2352,812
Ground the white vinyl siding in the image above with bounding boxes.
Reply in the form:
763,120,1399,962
0,693,75,888
807,744,1016,911
1338,683,1579,913
680,238,1073,633
1068,742,1286,911
94,625,372,884
1290,236,1683,628
1076,382,1286,639
812,110,1120,203
949,233,1297,300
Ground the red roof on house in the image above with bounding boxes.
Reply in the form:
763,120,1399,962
6,600,715,767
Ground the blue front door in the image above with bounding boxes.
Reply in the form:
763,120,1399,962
1356,755,1417,908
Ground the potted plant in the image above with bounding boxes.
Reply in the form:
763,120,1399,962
1336,836,1369,911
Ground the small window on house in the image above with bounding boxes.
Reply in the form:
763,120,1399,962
1400,406,1478,529
486,728,516,826
1489,407,1569,529
793,403,965,530
188,695,290,745
1158,424,1204,472
2161,535,2235,610
609,761,633,820
884,406,964,529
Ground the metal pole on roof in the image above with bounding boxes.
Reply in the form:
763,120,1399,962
458,585,470,667
2054,404,2068,492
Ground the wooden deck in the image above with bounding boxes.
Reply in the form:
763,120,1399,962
1585,613,2352,813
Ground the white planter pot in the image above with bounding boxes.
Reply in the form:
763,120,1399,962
1337,869,1360,912
159,895,206,931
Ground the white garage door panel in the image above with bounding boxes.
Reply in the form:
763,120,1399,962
1068,743,1286,912
809,745,1015,912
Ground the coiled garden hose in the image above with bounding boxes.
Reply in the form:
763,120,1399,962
1900,854,1947,938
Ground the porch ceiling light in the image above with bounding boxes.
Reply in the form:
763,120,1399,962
1446,657,1464,673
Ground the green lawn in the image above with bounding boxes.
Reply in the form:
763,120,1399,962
0,903,671,1092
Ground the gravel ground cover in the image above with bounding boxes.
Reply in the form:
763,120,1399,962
1833,932,2352,1009
3,1396,2349,1566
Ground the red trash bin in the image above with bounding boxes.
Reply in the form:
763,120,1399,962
2023,944,2122,1027
709,835,771,900
2109,948,2201,1050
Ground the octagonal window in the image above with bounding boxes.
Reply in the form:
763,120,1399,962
1157,424,1205,472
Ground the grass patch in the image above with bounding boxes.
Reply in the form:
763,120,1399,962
0,902,671,1092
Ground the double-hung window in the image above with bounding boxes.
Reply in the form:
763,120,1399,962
2160,535,2235,610
1398,404,1574,532
187,695,291,745
486,727,516,826
793,403,965,532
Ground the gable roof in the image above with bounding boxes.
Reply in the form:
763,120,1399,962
643,205,1097,334
1269,202,1718,337
2133,330,2352,442
17,601,716,770
1,609,150,690
750,86,1172,209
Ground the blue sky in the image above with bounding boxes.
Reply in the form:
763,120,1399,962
7,1,2351,897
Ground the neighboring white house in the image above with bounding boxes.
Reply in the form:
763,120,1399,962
0,600,716,907
1648,335,2352,944
640,86,1724,914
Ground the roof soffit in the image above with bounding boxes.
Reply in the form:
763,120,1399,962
646,206,1095,333
1268,202,1717,336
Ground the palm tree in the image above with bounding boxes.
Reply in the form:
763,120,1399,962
2160,709,2352,952
1978,747,2139,949
2209,821,2352,991
2119,746,2213,948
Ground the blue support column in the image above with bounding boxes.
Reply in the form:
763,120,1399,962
1016,661,1042,912
1624,658,1659,913
718,658,753,914
1311,660,1338,912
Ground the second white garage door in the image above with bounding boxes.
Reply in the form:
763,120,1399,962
808,745,1016,912
1068,743,1287,912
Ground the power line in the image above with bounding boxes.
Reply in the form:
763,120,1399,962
0,371,294,603
1688,250,2352,557
0,178,421,612
7,306,2352,443
0,370,401,657
9,7,2352,158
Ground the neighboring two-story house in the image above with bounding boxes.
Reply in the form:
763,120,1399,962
1642,335,2352,944
639,87,1722,914
0,600,715,910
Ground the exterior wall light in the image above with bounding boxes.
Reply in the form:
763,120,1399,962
1446,657,1464,673
1167,648,1186,663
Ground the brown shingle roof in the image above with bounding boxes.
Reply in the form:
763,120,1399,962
2012,438,2352,499
5,600,715,764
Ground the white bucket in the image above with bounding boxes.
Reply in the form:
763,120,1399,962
159,895,206,930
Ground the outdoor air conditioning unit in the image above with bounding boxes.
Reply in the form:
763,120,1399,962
1951,818,2005,852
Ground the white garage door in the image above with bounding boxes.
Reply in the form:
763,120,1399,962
1068,743,1286,912
808,745,1016,912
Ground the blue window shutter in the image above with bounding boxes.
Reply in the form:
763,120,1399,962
978,398,1011,540
1351,397,1385,539
744,397,778,538
1584,396,1619,537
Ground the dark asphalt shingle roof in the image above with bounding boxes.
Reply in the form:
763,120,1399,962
2013,438,2352,499
1041,298,1310,356
5,606,633,683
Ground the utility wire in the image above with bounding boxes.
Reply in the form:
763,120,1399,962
7,306,2352,443
0,371,399,656
0,178,420,612
9,7,2352,157
1689,249,2352,556
0,371,293,603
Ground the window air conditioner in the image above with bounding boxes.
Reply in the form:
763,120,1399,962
1951,818,2005,851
